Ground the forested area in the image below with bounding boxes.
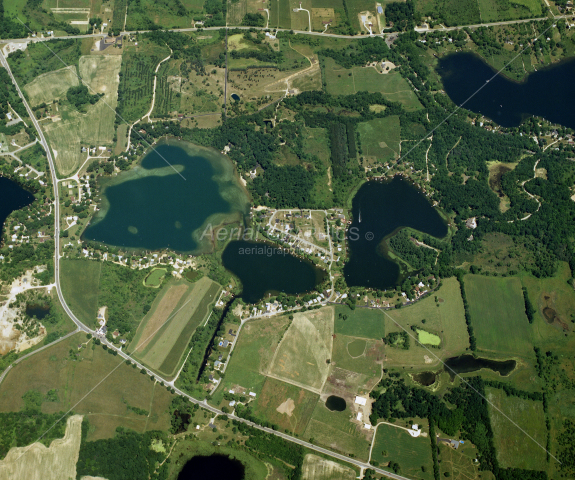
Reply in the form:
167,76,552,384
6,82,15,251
66,85,102,110
0,68,26,120
388,230,438,270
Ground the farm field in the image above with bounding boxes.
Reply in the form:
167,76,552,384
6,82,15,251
23,66,79,107
477,0,542,22
357,116,401,164
382,277,469,367
323,58,422,110
304,400,371,460
437,440,489,480
59,259,101,328
334,305,385,339
332,335,383,391
464,275,533,357
0,333,173,441
125,0,199,30
43,55,121,176
269,307,334,393
212,315,291,404
371,423,434,480
253,377,319,435
486,387,547,470
131,277,221,377
301,454,356,480
0,415,83,480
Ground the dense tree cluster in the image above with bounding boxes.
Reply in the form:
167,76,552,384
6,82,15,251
388,230,438,270
66,85,102,110
385,1,418,31
241,13,265,27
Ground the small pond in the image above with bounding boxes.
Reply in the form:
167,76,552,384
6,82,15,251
325,395,346,412
412,371,437,387
25,303,50,320
177,454,244,480
231,93,240,101
444,354,516,380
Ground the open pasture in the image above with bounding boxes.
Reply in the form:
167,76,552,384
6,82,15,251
302,454,356,480
253,377,319,435
438,440,488,480
464,275,533,357
334,305,385,339
371,422,434,480
357,116,400,164
382,277,469,367
332,335,383,391
23,66,79,107
144,268,167,287
269,307,334,392
60,259,101,328
0,333,172,441
323,58,422,110
486,387,547,471
131,277,220,377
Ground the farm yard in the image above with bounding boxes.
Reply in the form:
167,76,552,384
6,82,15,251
370,422,435,480
0,333,173,441
269,307,334,393
464,275,534,357
130,277,221,378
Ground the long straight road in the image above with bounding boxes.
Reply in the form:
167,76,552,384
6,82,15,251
0,50,412,480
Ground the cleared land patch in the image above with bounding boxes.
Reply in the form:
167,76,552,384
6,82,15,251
464,275,533,357
143,268,167,287
371,422,434,480
253,377,319,435
347,338,366,357
332,335,383,392
486,387,547,471
60,259,101,328
302,454,356,480
269,307,334,392
23,66,79,107
357,116,401,164
334,306,385,339
0,415,83,480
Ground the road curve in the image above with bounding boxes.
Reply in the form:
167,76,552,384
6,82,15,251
0,50,413,480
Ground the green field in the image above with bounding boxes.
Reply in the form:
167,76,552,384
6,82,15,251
347,339,366,357
464,275,533,357
253,377,319,435
144,268,167,287
371,423,434,480
302,454,356,480
486,387,547,470
417,329,441,346
334,306,385,339
0,333,172,441
23,66,79,107
304,400,371,460
332,335,383,387
60,259,101,327
131,277,221,377
357,116,401,164
382,277,469,367
323,58,422,111
478,0,542,22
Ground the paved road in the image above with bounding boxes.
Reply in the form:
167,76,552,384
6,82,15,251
0,50,412,480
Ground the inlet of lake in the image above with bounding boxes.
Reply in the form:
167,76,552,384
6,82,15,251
83,140,250,254
437,52,575,129
344,177,447,289
0,177,34,238
177,454,244,480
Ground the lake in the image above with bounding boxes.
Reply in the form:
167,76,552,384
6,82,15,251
344,177,447,289
221,240,327,303
177,454,244,480
0,177,34,239
83,140,250,254
444,354,516,380
437,52,575,129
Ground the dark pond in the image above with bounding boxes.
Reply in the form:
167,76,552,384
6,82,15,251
437,52,575,129
444,354,516,380
0,177,34,238
344,177,447,289
231,93,240,101
83,140,249,254
177,454,244,480
412,371,436,387
325,395,346,412
26,303,50,320
221,240,326,303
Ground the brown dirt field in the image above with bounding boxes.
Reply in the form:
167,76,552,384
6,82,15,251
276,398,296,416
0,415,83,480
135,284,189,351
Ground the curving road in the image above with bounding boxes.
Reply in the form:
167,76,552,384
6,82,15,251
0,49,412,480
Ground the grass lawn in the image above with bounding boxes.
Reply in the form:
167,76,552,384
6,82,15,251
382,277,469,368
212,315,292,405
334,305,385,339
464,275,533,357
144,268,167,287
59,259,101,328
0,333,173,441
347,339,367,357
253,377,319,435
357,116,401,164
371,423,434,480
486,387,547,471
323,58,422,111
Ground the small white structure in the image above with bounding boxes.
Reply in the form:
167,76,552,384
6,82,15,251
249,392,257,397
354,396,367,406
356,412,363,421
